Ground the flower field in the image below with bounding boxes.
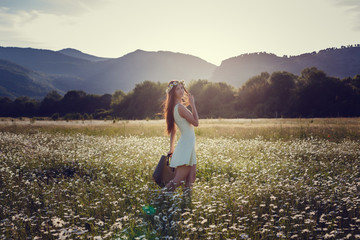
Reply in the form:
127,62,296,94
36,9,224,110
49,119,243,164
0,119,359,239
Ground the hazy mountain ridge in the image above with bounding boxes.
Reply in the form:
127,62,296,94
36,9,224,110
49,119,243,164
86,49,217,93
0,59,61,99
211,46,360,86
0,47,217,95
58,48,111,62
0,47,90,76
0,45,359,98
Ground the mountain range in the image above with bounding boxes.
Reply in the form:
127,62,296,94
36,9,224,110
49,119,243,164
0,45,359,98
0,59,60,99
212,46,360,86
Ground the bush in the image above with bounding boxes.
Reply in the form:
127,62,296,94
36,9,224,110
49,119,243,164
93,109,112,120
82,113,90,120
64,113,82,121
51,113,60,121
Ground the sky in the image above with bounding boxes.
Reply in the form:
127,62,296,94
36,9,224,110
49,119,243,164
0,0,359,65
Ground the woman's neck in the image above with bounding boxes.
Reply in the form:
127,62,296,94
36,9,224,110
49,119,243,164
174,97,181,105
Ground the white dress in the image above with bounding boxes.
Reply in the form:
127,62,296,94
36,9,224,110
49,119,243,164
170,104,197,168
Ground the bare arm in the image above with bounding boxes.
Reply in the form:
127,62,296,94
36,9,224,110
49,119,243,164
178,94,199,127
168,127,176,155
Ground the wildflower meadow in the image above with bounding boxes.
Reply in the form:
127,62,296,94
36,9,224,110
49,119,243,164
0,118,359,239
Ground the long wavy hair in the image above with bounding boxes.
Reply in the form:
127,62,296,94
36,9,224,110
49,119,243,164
163,80,188,135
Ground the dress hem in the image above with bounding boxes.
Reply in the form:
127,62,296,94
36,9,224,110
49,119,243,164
170,163,197,168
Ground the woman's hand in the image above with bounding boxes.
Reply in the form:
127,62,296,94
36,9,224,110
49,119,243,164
179,93,199,127
188,93,195,107
167,151,173,157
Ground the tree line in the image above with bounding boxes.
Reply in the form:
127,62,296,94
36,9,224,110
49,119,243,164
0,67,359,119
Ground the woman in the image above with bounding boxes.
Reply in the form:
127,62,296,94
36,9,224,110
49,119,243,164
163,80,199,192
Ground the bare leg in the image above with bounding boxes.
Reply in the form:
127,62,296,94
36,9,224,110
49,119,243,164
164,165,190,191
181,165,196,210
185,164,196,189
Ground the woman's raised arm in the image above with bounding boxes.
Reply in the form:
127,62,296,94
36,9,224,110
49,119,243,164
178,94,199,127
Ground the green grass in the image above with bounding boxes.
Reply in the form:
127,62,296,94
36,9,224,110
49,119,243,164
1,118,360,140
0,118,359,239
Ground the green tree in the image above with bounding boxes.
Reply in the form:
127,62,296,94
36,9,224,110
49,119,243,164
188,80,236,118
235,72,270,117
60,90,87,114
0,97,13,117
295,68,342,117
266,71,297,117
39,91,62,116
13,96,39,117
111,90,126,107
115,81,166,119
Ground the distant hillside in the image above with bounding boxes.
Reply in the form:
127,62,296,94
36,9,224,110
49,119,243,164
211,45,360,86
1,45,360,97
0,59,61,99
86,50,217,93
0,47,217,95
58,48,110,62
0,47,90,76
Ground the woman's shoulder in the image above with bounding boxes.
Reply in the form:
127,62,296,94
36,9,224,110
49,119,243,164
177,103,184,107
177,104,190,117
177,103,187,111
174,103,185,109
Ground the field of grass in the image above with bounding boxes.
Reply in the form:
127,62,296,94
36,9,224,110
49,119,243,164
0,118,359,239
